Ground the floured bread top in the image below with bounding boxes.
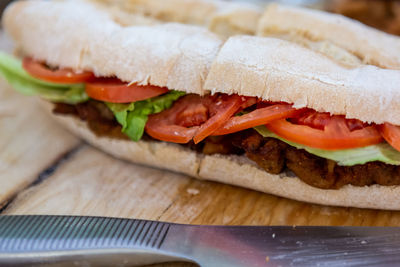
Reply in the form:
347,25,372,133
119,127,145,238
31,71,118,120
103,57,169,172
91,0,262,38
86,23,222,93
3,0,400,125
3,0,222,94
3,0,119,70
258,4,400,70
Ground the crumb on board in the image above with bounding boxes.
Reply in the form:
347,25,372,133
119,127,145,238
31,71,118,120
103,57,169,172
187,188,200,195
265,256,270,262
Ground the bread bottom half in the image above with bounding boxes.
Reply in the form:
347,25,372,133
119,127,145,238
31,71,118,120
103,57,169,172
42,102,400,210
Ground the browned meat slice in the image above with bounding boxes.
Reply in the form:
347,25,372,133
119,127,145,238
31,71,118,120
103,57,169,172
244,138,286,174
238,131,400,189
53,101,127,140
336,163,400,187
285,147,336,189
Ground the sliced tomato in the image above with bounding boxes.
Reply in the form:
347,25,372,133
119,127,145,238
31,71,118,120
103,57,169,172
193,94,243,143
145,122,198,143
291,110,331,130
23,57,95,83
379,123,400,152
292,110,367,131
85,78,169,103
145,94,204,143
267,113,383,150
145,94,243,144
212,104,303,136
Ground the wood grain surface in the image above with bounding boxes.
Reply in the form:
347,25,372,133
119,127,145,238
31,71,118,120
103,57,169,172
0,78,80,206
0,33,80,206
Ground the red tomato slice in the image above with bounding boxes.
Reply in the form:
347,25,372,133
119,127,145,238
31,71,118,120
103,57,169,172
145,94,244,144
379,123,400,152
267,114,383,150
85,78,169,103
145,122,198,143
212,104,303,136
292,109,368,131
193,94,243,143
145,94,204,143
23,57,95,83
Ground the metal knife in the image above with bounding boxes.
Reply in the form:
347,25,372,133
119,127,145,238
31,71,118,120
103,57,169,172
0,215,399,266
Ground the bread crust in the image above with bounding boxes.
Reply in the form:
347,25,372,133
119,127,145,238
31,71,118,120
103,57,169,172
43,103,400,210
258,4,400,70
2,0,117,70
93,0,261,37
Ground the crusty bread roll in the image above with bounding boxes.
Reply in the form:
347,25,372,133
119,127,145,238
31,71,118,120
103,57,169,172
41,101,400,210
5,0,400,209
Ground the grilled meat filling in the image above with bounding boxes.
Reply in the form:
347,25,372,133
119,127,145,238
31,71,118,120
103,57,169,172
53,101,400,189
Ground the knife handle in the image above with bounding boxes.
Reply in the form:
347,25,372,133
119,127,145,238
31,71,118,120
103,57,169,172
0,215,191,266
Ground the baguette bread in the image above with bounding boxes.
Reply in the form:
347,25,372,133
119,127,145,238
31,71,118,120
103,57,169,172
5,0,400,210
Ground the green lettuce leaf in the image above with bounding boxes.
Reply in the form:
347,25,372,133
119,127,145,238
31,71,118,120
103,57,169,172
0,51,88,104
255,125,400,166
107,90,185,141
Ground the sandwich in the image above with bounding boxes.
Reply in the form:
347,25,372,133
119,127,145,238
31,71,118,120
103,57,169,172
2,0,400,210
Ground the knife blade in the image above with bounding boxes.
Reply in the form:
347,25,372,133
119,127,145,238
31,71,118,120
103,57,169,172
0,215,399,266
